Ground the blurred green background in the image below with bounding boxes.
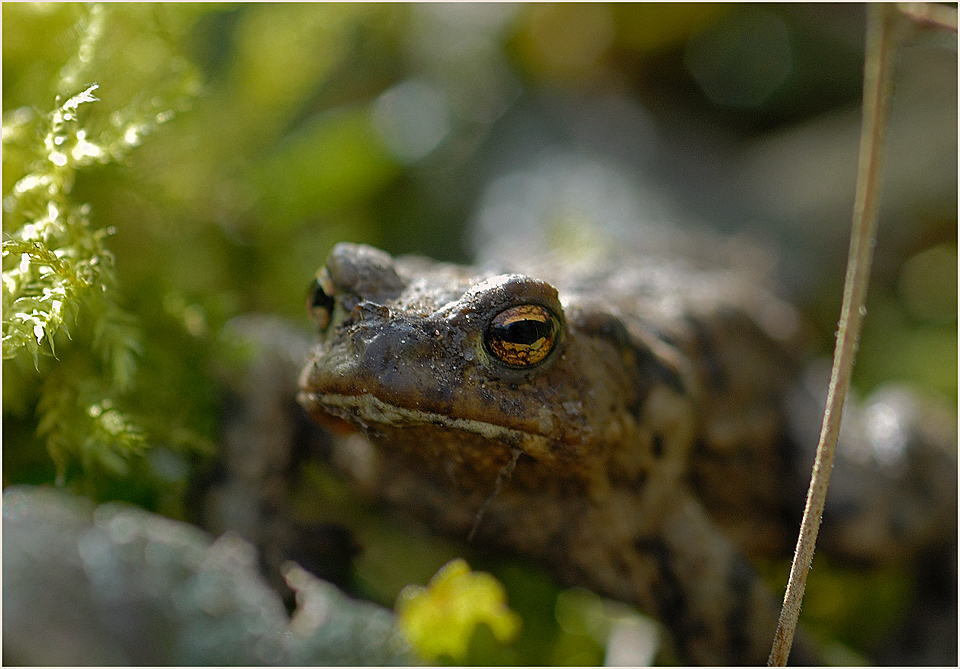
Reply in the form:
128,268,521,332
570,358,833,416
3,3,956,665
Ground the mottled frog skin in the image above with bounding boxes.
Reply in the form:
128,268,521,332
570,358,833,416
295,243,955,665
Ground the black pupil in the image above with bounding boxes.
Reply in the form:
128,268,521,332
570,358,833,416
311,280,335,312
495,319,550,345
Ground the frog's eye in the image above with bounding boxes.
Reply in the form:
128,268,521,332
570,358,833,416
485,304,560,367
308,269,336,330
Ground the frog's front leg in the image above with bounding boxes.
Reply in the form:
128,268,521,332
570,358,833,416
490,381,822,666
554,481,817,666
639,491,795,666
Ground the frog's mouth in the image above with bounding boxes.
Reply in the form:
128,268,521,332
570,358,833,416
298,390,555,457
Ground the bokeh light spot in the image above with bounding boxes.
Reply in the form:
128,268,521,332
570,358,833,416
897,244,958,324
373,79,451,163
685,7,793,108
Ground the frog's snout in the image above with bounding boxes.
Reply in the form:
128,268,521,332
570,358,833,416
303,307,461,417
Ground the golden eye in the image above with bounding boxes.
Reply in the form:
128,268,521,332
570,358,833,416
485,304,559,367
307,268,336,330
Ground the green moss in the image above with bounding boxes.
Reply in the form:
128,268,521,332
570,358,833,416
3,4,206,499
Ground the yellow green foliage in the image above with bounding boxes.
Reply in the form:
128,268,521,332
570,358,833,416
3,4,208,499
2,3,404,501
3,84,156,482
396,558,521,662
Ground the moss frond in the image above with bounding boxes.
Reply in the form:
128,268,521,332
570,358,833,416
2,4,201,492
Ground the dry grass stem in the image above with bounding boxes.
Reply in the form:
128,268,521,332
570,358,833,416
897,2,959,31
767,5,904,665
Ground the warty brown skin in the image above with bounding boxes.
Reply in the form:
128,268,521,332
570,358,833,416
298,242,955,665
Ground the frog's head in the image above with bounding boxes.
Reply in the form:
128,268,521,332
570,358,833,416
298,243,680,488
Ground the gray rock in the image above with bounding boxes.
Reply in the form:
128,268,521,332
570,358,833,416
3,486,414,665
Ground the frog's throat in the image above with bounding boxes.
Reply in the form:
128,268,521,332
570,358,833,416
303,391,549,448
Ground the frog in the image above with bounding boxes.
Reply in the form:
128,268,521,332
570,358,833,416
292,242,956,665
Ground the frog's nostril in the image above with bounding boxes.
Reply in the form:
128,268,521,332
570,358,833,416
355,301,391,319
